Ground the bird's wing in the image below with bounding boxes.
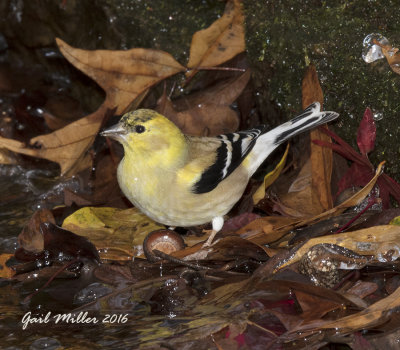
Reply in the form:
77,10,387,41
185,128,265,194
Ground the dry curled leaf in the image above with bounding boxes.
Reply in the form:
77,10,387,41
374,39,400,75
302,64,333,212
56,38,185,114
186,0,245,77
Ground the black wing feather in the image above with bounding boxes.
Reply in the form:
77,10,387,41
192,128,264,194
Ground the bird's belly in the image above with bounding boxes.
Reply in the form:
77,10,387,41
117,163,247,227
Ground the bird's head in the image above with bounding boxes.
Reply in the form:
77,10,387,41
101,109,188,167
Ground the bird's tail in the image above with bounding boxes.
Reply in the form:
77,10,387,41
248,102,339,175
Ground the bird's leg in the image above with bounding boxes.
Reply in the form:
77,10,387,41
203,216,224,247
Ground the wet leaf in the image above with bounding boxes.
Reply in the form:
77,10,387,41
374,39,400,75
0,254,15,279
238,216,300,245
286,286,400,340
186,0,245,77
253,144,289,204
295,161,384,227
315,118,400,208
157,70,250,136
278,159,323,217
0,105,110,175
302,64,333,212
346,280,378,299
40,222,100,262
18,209,56,253
62,207,164,260
0,148,17,165
357,108,376,155
274,224,400,272
56,38,185,114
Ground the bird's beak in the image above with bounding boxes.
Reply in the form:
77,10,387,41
100,123,127,142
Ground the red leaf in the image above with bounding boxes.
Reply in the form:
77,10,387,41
336,162,374,196
312,139,367,166
357,108,376,155
380,174,400,204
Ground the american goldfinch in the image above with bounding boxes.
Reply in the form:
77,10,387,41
101,102,338,246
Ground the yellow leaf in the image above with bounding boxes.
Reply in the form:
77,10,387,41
390,216,400,226
252,143,289,204
62,207,165,261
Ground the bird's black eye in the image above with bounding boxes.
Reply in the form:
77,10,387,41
135,125,146,133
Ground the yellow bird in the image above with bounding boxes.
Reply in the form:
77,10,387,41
101,102,338,246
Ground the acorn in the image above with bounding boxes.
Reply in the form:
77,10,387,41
143,229,185,262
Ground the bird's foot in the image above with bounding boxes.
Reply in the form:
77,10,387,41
202,229,218,247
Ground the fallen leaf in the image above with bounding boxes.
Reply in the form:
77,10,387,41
274,224,400,273
0,105,109,175
253,144,289,204
62,207,164,260
346,280,378,299
278,159,323,217
0,148,17,164
56,38,186,114
172,70,251,110
0,254,15,279
286,286,400,340
40,222,100,262
168,104,239,136
315,118,400,208
374,39,400,75
0,38,186,175
157,70,250,136
302,64,333,212
244,161,384,246
357,107,376,155
18,209,56,253
238,216,300,245
186,0,245,77
294,161,385,228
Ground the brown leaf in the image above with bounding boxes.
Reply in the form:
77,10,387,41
275,224,400,273
293,161,385,229
56,38,185,114
238,216,300,245
302,64,333,212
375,40,400,75
174,70,251,110
0,105,107,175
18,209,56,253
287,286,400,339
169,104,239,136
0,254,15,279
40,222,100,262
279,159,322,217
186,0,245,77
0,39,186,175
157,71,251,136
346,280,378,299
